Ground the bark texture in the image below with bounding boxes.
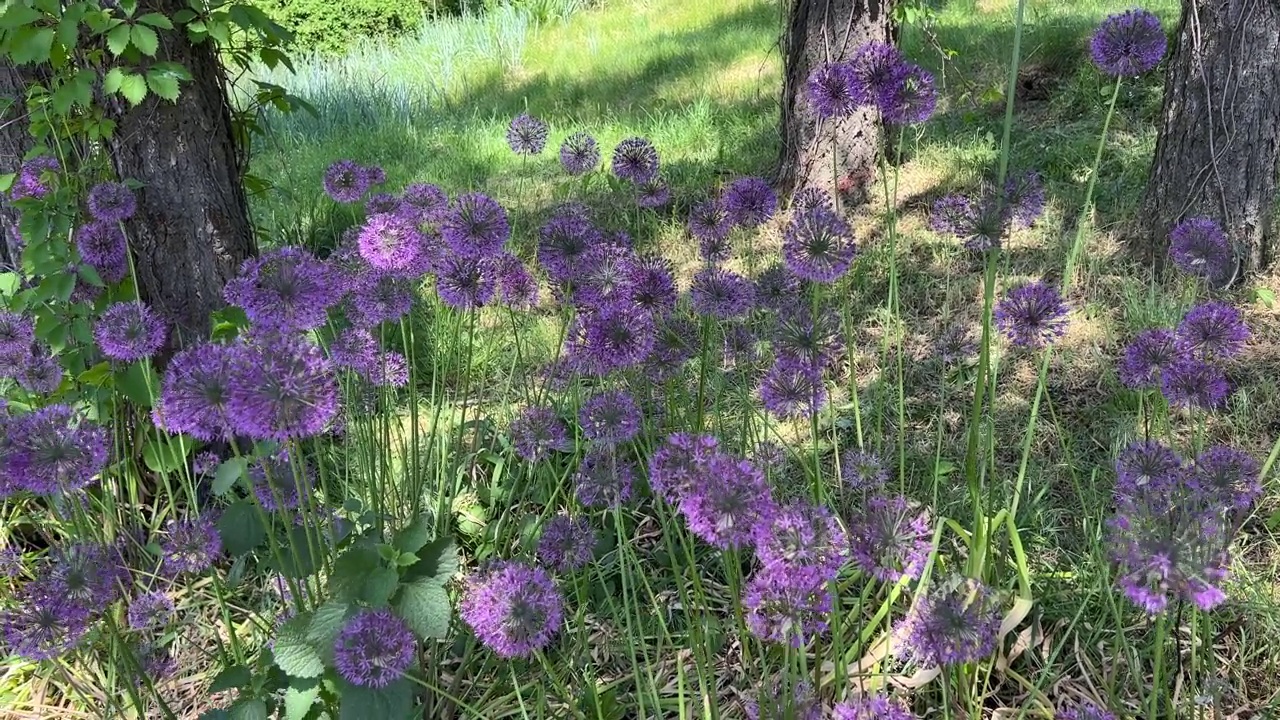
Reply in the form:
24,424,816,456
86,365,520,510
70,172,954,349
0,62,47,271
778,0,891,202
104,0,255,344
1140,0,1280,279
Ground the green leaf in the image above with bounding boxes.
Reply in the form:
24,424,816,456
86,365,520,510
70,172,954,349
119,73,148,105
171,8,196,24
145,68,181,101
10,27,55,65
306,600,353,663
273,613,324,678
401,536,457,585
212,458,247,496
1253,287,1277,308
272,525,321,578
361,566,400,607
50,270,76,303
77,263,104,288
115,361,160,407
106,23,132,55
136,12,174,29
141,434,192,473
199,712,231,720
338,679,413,720
0,5,43,29
217,500,266,555
392,514,433,554
78,361,112,387
329,543,380,601
283,679,321,720
0,272,19,297
131,24,159,56
394,579,450,639
208,664,251,692
56,5,85,50
228,699,268,720
102,67,125,94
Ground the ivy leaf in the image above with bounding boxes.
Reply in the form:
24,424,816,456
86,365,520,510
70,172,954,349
115,361,159,407
212,458,247,496
131,24,159,56
273,614,324,679
217,500,266,555
136,12,174,29
106,23,132,55
393,579,450,640
338,678,413,720
146,68,181,102
10,27,55,65
119,73,148,106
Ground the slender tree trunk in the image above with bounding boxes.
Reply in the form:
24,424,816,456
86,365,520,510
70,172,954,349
104,0,256,344
0,62,47,272
778,0,891,202
1139,0,1280,280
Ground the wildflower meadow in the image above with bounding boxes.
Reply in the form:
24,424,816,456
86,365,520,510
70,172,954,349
1,0,1279,718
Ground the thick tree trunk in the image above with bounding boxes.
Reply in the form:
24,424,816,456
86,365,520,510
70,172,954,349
778,0,891,202
104,0,255,345
0,62,47,272
1139,0,1280,279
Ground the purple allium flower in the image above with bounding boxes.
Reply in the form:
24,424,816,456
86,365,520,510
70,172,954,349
94,302,166,362
333,609,417,688
745,679,822,720
578,390,641,445
1169,217,1233,284
0,546,23,577
1,580,92,660
366,193,403,215
849,42,908,101
722,321,762,371
759,358,826,420
689,267,755,319
792,186,833,212
127,590,175,631
537,514,595,572
689,198,734,262
932,323,976,366
569,244,640,308
329,327,378,371
1190,445,1261,513
678,453,775,550
350,269,416,325
1089,9,1166,77
443,193,510,259
755,502,848,578
4,405,109,495
1058,703,1117,720
937,195,1009,253
49,542,128,606
86,181,137,223
137,641,177,681
723,177,778,229
877,64,937,125
559,132,599,175
899,578,1001,666
644,313,700,380
833,696,917,720
648,432,720,504
9,156,60,200
227,336,339,441
537,204,600,282
572,302,656,375
12,349,62,395
402,183,449,217
155,343,235,441
627,255,677,314
507,113,548,155
161,514,222,574
323,160,369,203
75,221,128,283
1175,301,1249,360
636,177,671,209
772,306,843,370
574,446,635,508
250,452,311,512
929,195,973,235
1119,328,1178,389
610,137,660,185
224,248,343,332
848,494,932,582
495,254,539,308
362,165,386,188
743,564,833,646
0,311,34,358
357,212,427,274
459,560,564,658
1003,171,1046,229
1160,357,1229,410
1115,440,1184,500
994,281,1069,349
366,351,409,388
807,61,864,119
783,202,856,283
752,264,802,313
509,406,572,462
435,255,497,310
193,451,219,477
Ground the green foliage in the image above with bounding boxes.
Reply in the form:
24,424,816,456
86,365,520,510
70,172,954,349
248,0,436,55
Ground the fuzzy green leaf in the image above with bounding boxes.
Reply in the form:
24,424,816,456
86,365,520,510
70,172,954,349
273,614,324,679
228,699,268,720
217,500,265,555
328,543,379,601
338,679,412,720
394,579,450,640
212,458,247,496
208,664,251,692
282,680,320,720
392,514,432,554
361,566,400,607
400,536,457,585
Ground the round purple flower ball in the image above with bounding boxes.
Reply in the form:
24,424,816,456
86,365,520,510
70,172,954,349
783,201,856,283
578,389,642,445
537,514,595,573
0,311,34,359
333,608,417,688
509,406,572,462
1090,8,1166,77
127,590,175,630
807,61,865,119
1118,328,1178,389
226,336,339,441
223,247,344,333
459,560,564,658
323,160,369,203
1169,217,1233,284
877,64,937,125
161,514,222,574
833,695,917,720
610,137,660,185
443,193,510,259
86,181,137,223
899,578,1001,667
994,281,1069,349
689,267,756,319
357,212,427,274
559,132,599,175
507,113,549,155
1160,356,1229,410
435,255,497,310
75,221,128,283
849,42,908,100
94,302,167,362
723,176,778,229
1175,301,1249,360
155,342,235,441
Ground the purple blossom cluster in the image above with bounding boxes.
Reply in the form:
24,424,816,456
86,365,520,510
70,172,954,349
0,312,65,397
833,695,917,720
1168,216,1234,285
0,404,109,498
333,609,417,688
1119,300,1248,411
459,560,564,658
323,160,386,203
506,113,548,155
897,577,1001,667
1089,9,1167,77
806,41,937,125
994,281,1069,349
927,171,1046,252
8,156,61,201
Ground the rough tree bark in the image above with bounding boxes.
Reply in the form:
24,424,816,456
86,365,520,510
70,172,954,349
0,62,47,271
778,0,891,201
1139,0,1280,279
103,0,256,344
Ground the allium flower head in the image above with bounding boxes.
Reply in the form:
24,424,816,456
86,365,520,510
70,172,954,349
877,64,937,125
573,446,635,508
783,202,856,283
559,132,599,175
849,42,908,100
75,221,128,283
1058,704,1118,720
1175,301,1249,360
1160,356,1229,410
509,406,572,462
193,451,219,477
0,547,23,577
932,323,976,366
496,254,539,308
569,244,640,308
754,502,848,578
941,196,1009,253
637,177,671,209
155,342,235,441
578,390,641,445
678,453,775,550
224,248,343,332
928,195,974,236
323,160,369,203
1,580,92,660
459,560,564,658
161,514,222,575
9,156,60,200
1170,216,1233,284
760,358,826,420
1090,9,1166,77
86,181,137,223
611,137,660,185
357,212,427,274
994,281,1069,349
227,336,339,441
94,302,166,362
848,494,932,582
772,306,843,369
333,609,417,688
1190,445,1261,512
644,314,699,379
648,432,720,504
1119,328,1178,389
402,183,449,217
365,193,402,215
10,348,62,395
688,198,734,262
627,255,677,314
745,679,821,720
50,542,128,606
537,514,595,572
743,564,833,646
723,177,778,229
1114,440,1184,500
690,267,755,319
807,61,864,118
0,312,34,359
435,255,497,310
507,113,548,155
753,264,802,312
571,301,655,375
833,696,917,720
127,590,175,631
443,193,510,259
250,452,311,512
4,405,109,495
1003,170,1046,229
899,578,1001,666
537,207,600,282
350,269,416,325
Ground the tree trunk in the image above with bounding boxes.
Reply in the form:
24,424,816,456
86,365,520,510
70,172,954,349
1139,0,1280,279
778,0,891,202
0,62,47,272
104,0,256,345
